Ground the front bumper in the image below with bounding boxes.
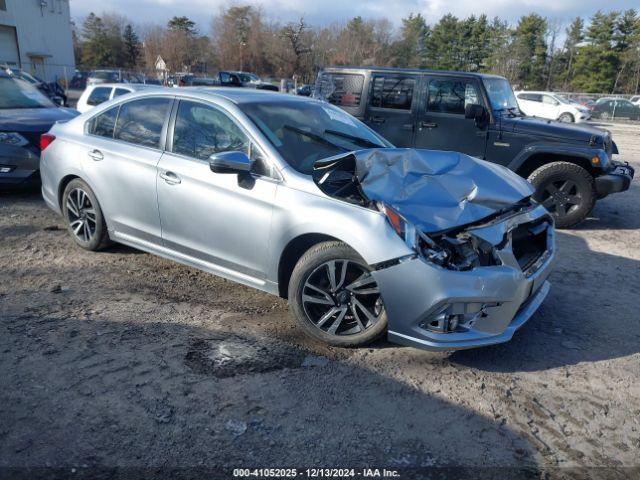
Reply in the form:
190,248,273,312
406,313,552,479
373,205,555,351
595,161,634,198
0,144,40,190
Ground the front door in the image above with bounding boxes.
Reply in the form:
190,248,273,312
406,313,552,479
414,76,487,158
363,73,417,147
156,99,277,282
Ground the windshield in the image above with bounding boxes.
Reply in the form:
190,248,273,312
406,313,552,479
0,77,55,109
239,73,260,83
482,78,519,112
238,100,388,174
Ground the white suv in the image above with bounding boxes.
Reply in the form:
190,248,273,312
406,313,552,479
76,83,152,113
515,91,591,123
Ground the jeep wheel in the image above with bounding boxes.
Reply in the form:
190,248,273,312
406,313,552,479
528,162,596,228
558,113,574,123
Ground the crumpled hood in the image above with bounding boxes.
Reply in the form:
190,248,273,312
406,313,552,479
0,107,79,133
318,148,534,233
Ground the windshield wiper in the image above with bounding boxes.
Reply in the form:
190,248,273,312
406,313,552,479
323,129,382,149
283,125,348,152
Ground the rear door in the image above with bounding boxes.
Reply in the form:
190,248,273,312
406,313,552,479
517,93,542,117
362,73,417,147
414,75,487,157
82,96,173,245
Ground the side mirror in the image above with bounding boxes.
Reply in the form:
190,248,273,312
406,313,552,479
465,103,487,120
209,151,252,174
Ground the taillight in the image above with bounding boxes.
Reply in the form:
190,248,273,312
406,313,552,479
40,133,56,151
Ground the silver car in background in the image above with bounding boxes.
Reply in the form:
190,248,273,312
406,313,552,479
40,89,555,351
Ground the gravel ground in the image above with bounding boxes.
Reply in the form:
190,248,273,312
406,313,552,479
1,124,639,479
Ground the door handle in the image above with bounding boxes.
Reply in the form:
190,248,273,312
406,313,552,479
369,116,386,124
159,171,181,185
87,149,103,161
419,121,438,129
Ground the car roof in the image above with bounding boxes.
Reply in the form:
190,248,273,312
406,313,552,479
88,83,157,90
180,87,309,105
320,66,505,80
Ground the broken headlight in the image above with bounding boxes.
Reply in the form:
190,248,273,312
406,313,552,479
379,202,499,271
417,230,499,271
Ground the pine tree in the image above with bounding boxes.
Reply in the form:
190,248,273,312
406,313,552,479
511,14,548,89
122,24,140,69
571,11,621,92
393,13,429,68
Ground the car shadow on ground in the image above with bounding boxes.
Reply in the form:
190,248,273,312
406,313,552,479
451,230,640,373
0,313,540,475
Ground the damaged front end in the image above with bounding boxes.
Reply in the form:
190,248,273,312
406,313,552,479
314,148,556,350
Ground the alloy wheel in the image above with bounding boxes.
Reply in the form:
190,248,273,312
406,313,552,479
301,259,384,336
66,188,97,242
539,180,582,217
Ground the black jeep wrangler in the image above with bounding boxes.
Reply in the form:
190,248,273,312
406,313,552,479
314,67,634,228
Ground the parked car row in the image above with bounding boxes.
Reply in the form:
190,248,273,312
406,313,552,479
514,89,640,122
1,65,634,354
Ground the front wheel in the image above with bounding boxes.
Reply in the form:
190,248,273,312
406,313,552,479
528,162,596,228
288,241,387,347
558,112,574,123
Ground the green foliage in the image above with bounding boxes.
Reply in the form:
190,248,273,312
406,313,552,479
167,16,197,35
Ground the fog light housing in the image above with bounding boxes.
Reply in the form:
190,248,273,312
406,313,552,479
420,302,498,333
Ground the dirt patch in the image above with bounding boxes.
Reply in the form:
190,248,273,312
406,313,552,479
184,334,309,378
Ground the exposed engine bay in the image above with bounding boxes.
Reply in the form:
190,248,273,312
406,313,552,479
313,148,545,272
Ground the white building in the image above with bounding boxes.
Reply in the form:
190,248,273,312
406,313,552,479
0,0,75,83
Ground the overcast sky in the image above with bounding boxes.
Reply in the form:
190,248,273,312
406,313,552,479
70,0,638,31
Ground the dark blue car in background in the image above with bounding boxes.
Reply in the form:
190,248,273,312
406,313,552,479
0,71,78,190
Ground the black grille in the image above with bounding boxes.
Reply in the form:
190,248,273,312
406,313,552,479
511,219,550,272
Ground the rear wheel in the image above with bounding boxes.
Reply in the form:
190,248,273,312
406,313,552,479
62,178,110,250
288,241,387,347
528,161,596,229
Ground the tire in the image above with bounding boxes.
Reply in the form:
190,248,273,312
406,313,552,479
558,112,574,123
288,241,388,347
62,178,110,251
528,162,596,229
600,111,611,120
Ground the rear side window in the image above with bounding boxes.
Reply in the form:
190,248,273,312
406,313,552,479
369,76,415,110
88,106,118,138
114,97,172,149
427,79,481,115
315,73,364,107
87,87,112,106
520,93,542,102
113,88,131,98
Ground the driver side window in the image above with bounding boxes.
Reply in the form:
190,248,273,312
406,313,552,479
171,100,270,176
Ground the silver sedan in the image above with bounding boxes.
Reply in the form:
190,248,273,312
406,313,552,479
40,88,555,351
